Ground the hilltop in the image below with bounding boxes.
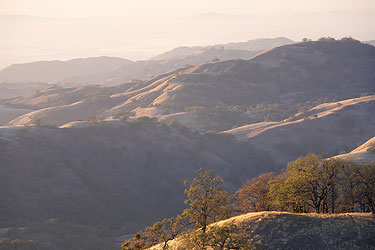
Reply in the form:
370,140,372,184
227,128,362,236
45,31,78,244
149,212,375,250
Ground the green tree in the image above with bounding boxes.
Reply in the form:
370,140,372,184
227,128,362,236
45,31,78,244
285,154,330,213
268,172,308,213
122,169,253,250
183,169,231,233
269,154,341,213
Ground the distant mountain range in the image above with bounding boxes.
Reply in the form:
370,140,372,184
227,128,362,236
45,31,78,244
0,56,132,84
0,38,294,96
2,38,372,130
151,37,294,61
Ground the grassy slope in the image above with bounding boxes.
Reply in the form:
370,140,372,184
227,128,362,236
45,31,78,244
335,137,375,162
150,212,375,250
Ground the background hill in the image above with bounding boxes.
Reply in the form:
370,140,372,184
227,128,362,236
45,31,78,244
1,114,373,232
335,136,375,162
0,56,131,84
150,37,294,61
0,120,275,230
84,47,258,87
0,38,294,98
214,37,294,51
0,81,51,99
1,39,373,130
223,95,375,166
103,38,375,131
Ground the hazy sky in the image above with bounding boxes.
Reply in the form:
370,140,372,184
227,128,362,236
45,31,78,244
0,0,374,69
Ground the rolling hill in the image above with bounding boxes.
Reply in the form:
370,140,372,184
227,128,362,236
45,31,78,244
149,212,375,250
0,38,374,237
0,119,274,229
1,38,373,130
103,38,375,132
0,81,51,99
224,95,375,166
0,38,292,91
1,95,374,231
0,56,132,84
150,37,294,61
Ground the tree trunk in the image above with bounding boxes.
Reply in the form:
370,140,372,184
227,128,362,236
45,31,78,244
331,189,335,213
315,205,320,213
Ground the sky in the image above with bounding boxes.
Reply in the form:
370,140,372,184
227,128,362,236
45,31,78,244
0,0,374,69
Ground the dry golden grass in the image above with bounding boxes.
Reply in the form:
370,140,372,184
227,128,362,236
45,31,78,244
150,212,375,250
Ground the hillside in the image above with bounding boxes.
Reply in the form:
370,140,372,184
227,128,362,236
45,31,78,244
0,120,274,229
149,212,375,250
0,81,51,99
0,38,374,232
0,56,131,83
92,47,257,86
1,84,122,125
335,136,375,162
1,108,373,232
0,38,291,90
214,37,294,51
104,38,375,131
0,106,32,125
150,37,294,61
223,95,375,166
1,39,373,129
224,95,375,139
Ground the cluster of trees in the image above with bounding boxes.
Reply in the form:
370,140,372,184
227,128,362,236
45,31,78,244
235,154,375,214
122,169,254,250
184,99,321,127
122,154,374,249
302,37,361,43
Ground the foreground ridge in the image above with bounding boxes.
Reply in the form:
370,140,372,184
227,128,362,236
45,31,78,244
149,211,375,250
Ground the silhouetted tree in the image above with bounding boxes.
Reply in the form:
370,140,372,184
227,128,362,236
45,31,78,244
354,162,375,214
